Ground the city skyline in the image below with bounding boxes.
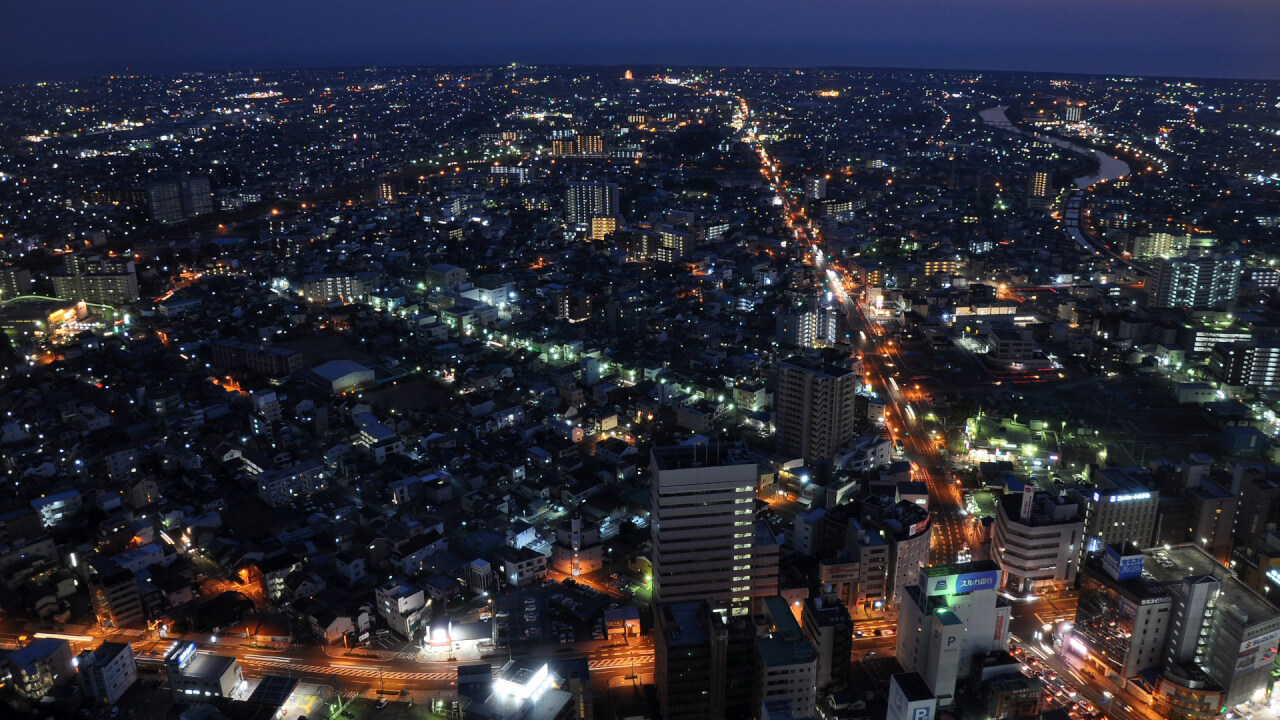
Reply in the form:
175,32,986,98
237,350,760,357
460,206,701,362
4,5,1280,716
3,1,1280,83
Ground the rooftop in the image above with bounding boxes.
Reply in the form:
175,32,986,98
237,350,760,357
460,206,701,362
651,442,754,471
658,601,710,648
920,559,999,578
180,653,238,680
1142,544,1277,627
892,671,935,702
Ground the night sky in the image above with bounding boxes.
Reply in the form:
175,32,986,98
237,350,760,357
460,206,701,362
2,1,1277,83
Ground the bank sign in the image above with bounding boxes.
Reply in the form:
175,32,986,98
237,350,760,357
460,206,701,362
1103,545,1143,580
926,569,1000,596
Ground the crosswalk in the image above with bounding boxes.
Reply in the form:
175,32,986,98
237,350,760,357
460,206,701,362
588,655,653,669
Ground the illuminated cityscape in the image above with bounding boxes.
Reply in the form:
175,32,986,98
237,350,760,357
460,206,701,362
2,4,1280,720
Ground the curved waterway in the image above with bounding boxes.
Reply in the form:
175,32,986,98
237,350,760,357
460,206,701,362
979,105,1130,188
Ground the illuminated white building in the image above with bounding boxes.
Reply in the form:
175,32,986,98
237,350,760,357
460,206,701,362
992,489,1084,595
895,561,1012,707
456,658,574,719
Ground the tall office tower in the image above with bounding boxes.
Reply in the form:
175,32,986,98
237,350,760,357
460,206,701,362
564,180,619,229
1148,253,1242,309
576,133,604,155
776,357,859,462
895,561,1011,707
1065,104,1083,123
1071,467,1159,558
1027,168,1051,210
991,489,1084,596
804,175,828,200
650,444,777,614
654,601,754,720
776,307,818,348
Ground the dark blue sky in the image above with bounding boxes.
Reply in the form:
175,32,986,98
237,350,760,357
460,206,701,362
2,1,1277,83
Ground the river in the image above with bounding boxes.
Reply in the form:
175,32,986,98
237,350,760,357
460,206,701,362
978,105,1130,188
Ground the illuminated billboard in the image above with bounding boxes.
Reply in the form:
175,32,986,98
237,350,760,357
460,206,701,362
1103,545,1143,580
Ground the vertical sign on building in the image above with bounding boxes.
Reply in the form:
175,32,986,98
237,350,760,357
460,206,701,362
1020,484,1035,522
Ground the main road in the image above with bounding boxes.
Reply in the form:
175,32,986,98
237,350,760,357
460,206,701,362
0,623,652,703
731,90,972,568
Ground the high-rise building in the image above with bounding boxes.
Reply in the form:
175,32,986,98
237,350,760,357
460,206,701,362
650,444,777,614
589,216,617,241
655,603,714,720
654,600,755,720
1027,169,1051,210
776,357,859,462
52,253,140,306
146,179,184,223
776,307,818,348
1209,341,1280,390
804,176,828,200
991,489,1084,595
1069,543,1280,709
0,265,33,299
1072,467,1159,557
895,561,1012,706
1231,462,1280,550
1148,254,1242,309
1065,104,1083,123
843,521,891,615
844,496,933,610
576,133,604,155
146,174,213,223
565,180,619,229
77,642,138,707
1131,232,1216,260
295,273,374,303
654,227,692,262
